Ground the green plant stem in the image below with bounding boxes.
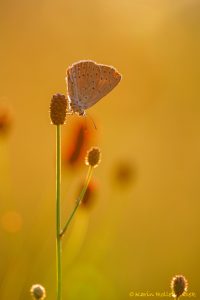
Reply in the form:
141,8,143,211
60,165,93,237
56,125,62,300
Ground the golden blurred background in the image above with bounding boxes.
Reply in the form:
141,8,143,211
0,0,200,299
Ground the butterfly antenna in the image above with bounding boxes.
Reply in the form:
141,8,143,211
87,113,97,130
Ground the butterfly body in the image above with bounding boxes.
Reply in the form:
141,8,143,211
66,60,121,116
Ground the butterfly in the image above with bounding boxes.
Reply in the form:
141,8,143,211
66,60,122,116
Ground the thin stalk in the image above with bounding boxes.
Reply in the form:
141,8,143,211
60,166,93,237
56,125,62,300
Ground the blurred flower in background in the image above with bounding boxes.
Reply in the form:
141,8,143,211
112,160,137,188
79,180,98,210
0,103,13,137
62,119,97,169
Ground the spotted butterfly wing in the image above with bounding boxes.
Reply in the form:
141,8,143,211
66,60,121,115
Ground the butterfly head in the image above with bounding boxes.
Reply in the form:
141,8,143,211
78,110,86,116
70,101,85,116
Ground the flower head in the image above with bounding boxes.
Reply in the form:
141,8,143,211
50,93,67,125
113,160,136,187
85,147,101,168
30,284,46,300
171,275,188,298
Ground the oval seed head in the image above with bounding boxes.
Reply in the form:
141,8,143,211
50,93,67,125
30,284,46,300
85,147,101,168
171,275,188,298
